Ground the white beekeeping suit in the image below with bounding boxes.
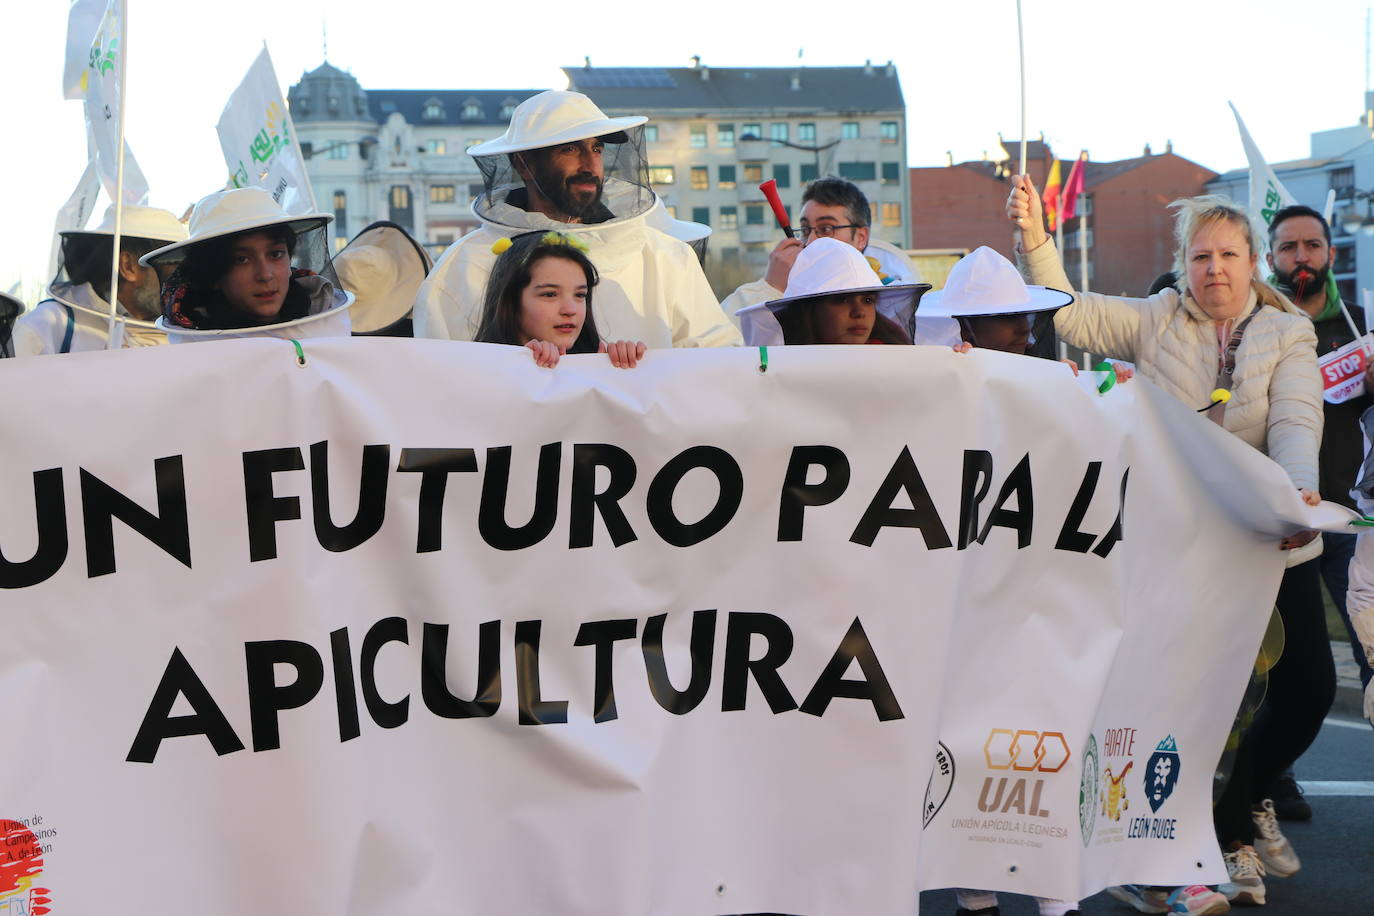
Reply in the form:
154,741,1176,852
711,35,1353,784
14,205,186,356
1344,405,1374,722
413,91,739,348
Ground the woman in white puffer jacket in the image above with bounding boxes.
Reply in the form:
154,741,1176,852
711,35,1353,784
1007,176,1326,907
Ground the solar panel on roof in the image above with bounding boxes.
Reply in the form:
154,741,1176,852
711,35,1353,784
576,68,677,89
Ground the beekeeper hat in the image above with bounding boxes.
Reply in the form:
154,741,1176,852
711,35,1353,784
918,246,1071,319
466,90,647,157
60,204,187,244
139,188,331,266
333,220,433,333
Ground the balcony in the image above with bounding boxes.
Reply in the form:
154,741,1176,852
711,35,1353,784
739,223,776,245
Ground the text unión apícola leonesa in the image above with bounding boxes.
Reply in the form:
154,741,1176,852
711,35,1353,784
0,441,1129,588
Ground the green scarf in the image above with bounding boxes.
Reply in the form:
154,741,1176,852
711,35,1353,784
1269,270,1343,322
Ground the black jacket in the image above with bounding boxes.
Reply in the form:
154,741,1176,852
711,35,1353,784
1312,302,1371,508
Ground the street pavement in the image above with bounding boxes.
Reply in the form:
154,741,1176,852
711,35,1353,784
919,712,1374,914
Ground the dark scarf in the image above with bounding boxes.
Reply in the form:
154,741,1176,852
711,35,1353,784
163,268,318,330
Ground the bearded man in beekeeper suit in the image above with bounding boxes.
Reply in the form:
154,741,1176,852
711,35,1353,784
413,90,740,347
13,205,187,356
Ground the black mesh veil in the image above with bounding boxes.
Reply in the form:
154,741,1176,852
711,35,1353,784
471,124,653,220
0,293,20,357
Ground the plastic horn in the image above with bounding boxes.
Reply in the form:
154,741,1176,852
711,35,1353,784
759,179,795,239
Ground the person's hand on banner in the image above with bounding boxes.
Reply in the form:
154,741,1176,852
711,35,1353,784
1006,175,1049,252
1280,490,1322,550
765,237,805,292
600,339,647,369
525,339,565,368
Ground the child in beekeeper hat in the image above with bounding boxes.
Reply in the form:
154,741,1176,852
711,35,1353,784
140,188,353,343
735,237,929,346
474,230,647,368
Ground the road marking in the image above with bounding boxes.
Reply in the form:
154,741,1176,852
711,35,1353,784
1300,781,1374,797
1323,716,1371,731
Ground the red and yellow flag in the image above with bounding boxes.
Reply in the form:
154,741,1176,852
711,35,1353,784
1042,157,1063,232
1062,152,1087,222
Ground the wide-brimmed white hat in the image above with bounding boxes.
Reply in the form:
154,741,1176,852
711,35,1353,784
736,238,928,345
333,221,433,333
61,204,187,243
466,90,647,157
919,246,1072,319
140,188,331,266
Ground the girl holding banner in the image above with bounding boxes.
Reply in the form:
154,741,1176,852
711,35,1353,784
474,230,646,368
1006,176,1326,909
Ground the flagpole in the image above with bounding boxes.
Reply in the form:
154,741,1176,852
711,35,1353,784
1080,200,1089,292
1016,0,1027,175
104,0,129,350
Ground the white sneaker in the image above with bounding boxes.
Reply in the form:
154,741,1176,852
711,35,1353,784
1251,798,1301,877
1220,844,1267,906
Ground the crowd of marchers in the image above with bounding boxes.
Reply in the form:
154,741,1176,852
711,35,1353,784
2,89,1373,916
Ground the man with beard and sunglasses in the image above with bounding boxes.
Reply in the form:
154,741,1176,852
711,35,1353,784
414,90,739,348
1262,204,1373,819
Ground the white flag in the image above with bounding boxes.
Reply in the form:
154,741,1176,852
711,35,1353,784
1228,101,1297,241
79,0,149,205
217,47,319,215
62,0,104,99
47,155,103,277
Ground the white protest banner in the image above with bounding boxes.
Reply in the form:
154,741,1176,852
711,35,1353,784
0,342,1309,914
1318,333,1374,404
76,0,148,206
217,47,318,215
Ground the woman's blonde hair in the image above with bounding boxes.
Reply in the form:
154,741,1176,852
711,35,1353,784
1167,195,1299,314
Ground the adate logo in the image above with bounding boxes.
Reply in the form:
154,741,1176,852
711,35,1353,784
924,741,955,828
1078,733,1099,846
0,818,51,915
1100,760,1133,821
978,728,1071,818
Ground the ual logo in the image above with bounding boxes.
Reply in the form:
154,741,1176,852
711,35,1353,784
978,729,1071,818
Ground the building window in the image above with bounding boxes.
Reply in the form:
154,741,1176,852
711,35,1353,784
426,139,447,155
430,184,456,203
467,183,485,199
690,166,709,190
499,98,519,120
774,164,791,188
800,163,819,183
770,123,789,143
649,165,676,184
327,141,348,160
742,162,764,183
422,99,445,121
799,123,816,144
644,124,659,143
880,121,899,143
882,162,900,186
1332,166,1355,199
690,124,707,148
332,191,347,243
745,204,765,225
838,161,876,181
1335,243,1356,273
881,202,901,227
435,233,454,246
1078,194,1093,216
665,205,677,219
692,206,710,226
718,124,735,147
841,121,860,140
391,185,412,209
719,206,738,230
461,99,483,120
742,123,762,140
718,165,737,189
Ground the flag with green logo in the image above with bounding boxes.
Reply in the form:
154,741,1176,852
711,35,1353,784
1228,102,1297,248
72,0,149,205
217,47,319,216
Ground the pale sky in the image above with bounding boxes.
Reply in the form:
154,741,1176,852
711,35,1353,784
4,0,1372,299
